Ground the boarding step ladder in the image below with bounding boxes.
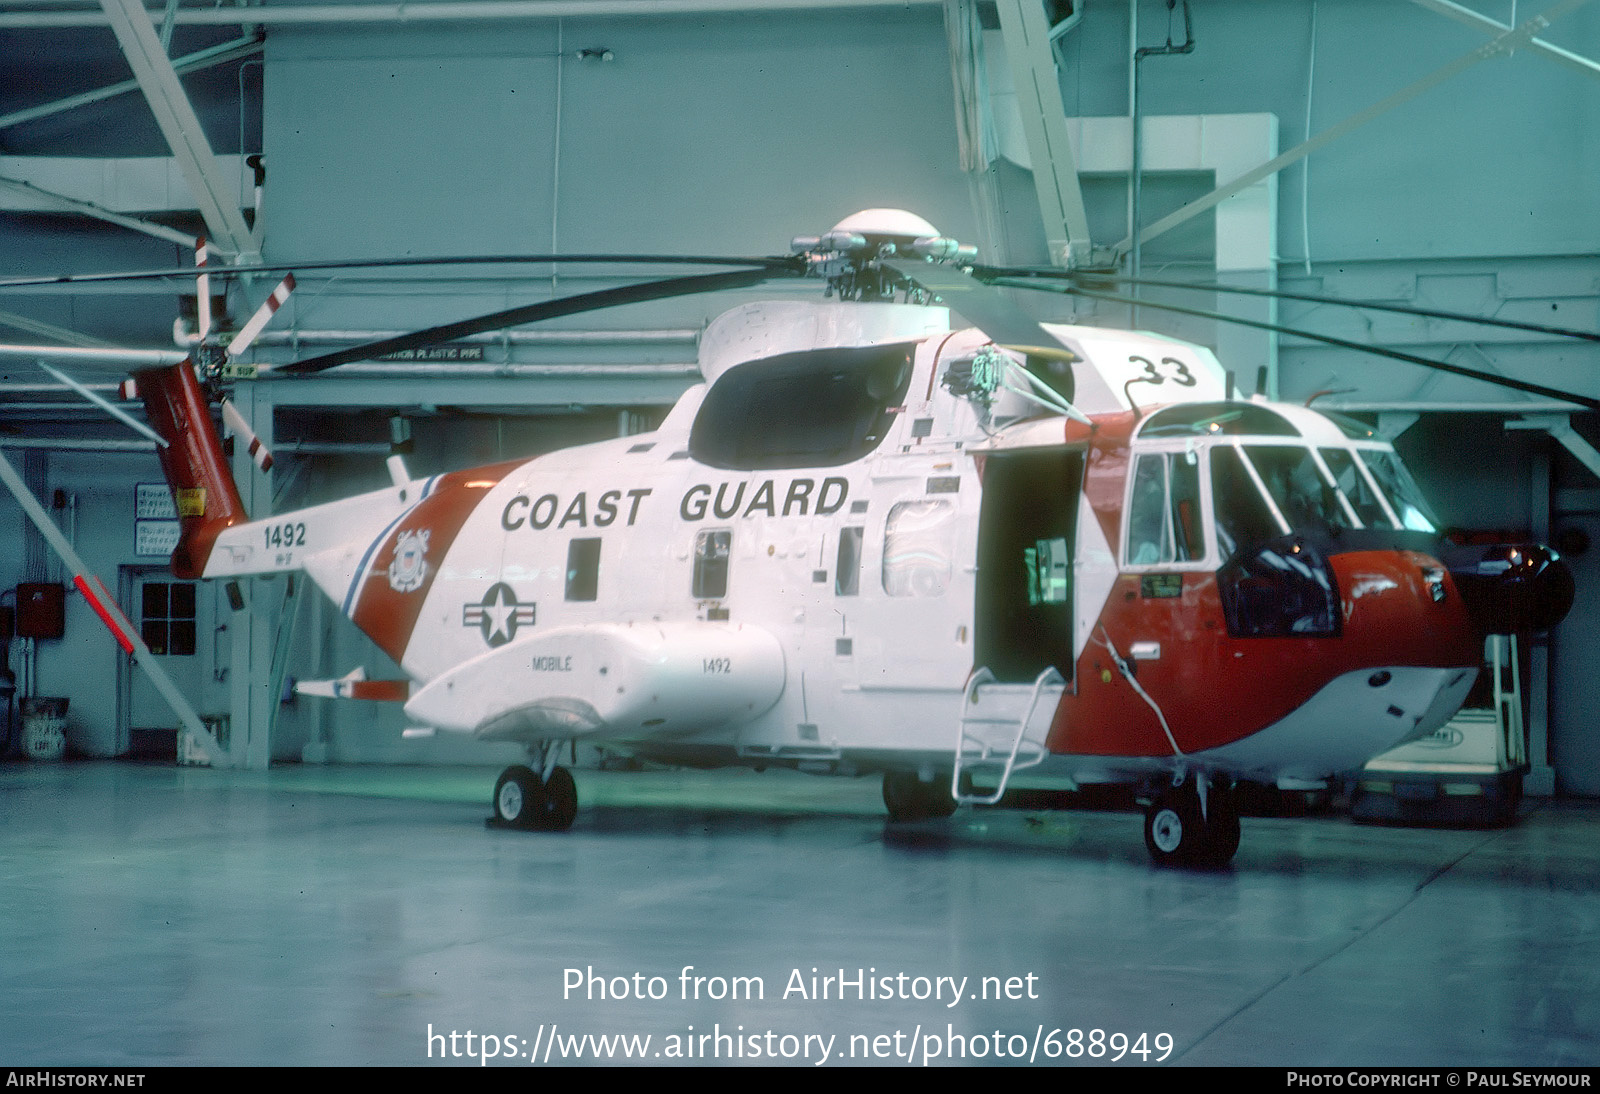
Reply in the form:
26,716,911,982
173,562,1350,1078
952,666,1065,806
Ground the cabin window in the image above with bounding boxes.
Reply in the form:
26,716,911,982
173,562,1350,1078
835,526,863,596
693,530,731,598
883,500,953,597
140,581,196,656
565,538,601,601
1125,452,1203,566
688,343,916,470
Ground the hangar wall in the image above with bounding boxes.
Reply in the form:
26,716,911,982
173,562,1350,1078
1059,0,1599,261
0,1,1595,784
263,14,982,262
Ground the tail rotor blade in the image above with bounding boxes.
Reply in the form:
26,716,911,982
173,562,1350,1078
228,273,296,363
195,238,212,341
220,396,273,472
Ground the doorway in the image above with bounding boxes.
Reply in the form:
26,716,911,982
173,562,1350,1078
118,567,226,759
975,449,1083,683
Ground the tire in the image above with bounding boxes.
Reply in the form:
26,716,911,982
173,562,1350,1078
1144,785,1240,869
1192,791,1241,869
883,771,956,822
883,770,926,822
1144,790,1200,867
493,765,543,830
540,766,579,832
921,776,959,819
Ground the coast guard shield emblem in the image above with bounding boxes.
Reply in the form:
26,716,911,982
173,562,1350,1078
387,529,430,593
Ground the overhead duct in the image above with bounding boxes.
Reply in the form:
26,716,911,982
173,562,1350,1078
3,0,944,30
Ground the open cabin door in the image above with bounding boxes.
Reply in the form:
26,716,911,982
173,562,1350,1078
975,448,1083,684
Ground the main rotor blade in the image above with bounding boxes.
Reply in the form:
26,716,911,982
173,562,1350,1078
0,253,801,293
278,265,801,375
880,259,1075,360
38,361,170,447
980,265,1600,344
995,277,1600,413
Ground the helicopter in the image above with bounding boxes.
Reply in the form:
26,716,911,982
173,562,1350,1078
18,208,1581,868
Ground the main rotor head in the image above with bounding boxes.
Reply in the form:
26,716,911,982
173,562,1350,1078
791,209,978,302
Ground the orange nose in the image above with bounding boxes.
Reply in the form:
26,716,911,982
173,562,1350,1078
1330,550,1482,671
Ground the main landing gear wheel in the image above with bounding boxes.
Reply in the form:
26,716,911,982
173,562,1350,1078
541,766,579,831
491,764,579,831
1143,784,1240,869
882,770,959,822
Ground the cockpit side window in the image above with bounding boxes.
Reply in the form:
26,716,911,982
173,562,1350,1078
1125,451,1204,567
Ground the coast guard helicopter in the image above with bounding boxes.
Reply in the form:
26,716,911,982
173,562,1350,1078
31,209,1580,867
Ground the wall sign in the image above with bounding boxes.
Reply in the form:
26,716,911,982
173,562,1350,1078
135,483,179,556
135,483,176,520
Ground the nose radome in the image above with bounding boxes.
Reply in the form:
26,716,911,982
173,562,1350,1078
1443,542,1575,634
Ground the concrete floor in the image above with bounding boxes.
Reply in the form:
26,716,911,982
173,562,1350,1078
0,761,1596,1068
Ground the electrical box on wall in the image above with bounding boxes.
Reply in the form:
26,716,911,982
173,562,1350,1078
15,583,65,639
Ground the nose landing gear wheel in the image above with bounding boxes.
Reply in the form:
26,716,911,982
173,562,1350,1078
1143,784,1239,869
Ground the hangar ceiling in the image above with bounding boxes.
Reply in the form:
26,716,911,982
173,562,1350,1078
1,0,1596,424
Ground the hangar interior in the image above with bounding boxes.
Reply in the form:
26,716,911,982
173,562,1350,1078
2,0,1599,1070
0,0,1596,785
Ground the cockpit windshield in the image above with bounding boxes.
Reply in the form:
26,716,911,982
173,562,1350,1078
1127,433,1439,567
1240,445,1357,534
1357,449,1438,532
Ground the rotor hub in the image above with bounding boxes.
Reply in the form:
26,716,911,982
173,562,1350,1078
791,209,977,302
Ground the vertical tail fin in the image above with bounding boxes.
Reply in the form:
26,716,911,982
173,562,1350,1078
123,361,247,579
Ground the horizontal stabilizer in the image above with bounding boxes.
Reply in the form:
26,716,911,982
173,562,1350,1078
296,668,410,702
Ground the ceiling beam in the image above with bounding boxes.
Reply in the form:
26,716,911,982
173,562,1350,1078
96,0,255,257
5,0,941,29
0,172,203,248
1410,0,1600,84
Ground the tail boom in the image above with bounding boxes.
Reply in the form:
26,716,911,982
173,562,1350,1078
125,361,247,579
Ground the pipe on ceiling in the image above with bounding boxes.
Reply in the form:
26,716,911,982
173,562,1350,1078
2,0,941,30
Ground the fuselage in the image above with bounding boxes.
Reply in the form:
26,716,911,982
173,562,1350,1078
239,300,1489,788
